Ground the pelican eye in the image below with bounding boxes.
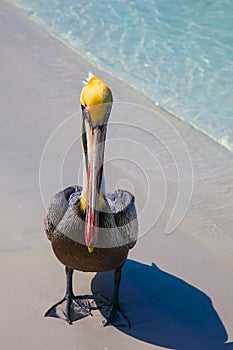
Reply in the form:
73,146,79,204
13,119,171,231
81,105,94,129
81,104,89,112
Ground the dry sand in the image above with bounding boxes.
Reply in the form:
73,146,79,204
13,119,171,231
1,1,233,349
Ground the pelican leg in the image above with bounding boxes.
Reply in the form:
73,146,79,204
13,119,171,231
102,266,131,328
44,266,91,324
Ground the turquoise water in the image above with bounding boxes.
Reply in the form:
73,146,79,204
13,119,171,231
14,0,233,152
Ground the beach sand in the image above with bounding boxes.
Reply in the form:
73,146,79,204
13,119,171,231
1,1,233,349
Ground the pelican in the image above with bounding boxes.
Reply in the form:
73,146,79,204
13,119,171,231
44,74,138,326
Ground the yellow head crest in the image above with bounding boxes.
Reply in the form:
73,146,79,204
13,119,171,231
80,74,113,126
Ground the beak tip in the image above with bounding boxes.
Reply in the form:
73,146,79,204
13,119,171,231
88,246,94,254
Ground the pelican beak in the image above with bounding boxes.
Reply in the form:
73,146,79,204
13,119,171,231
82,108,107,253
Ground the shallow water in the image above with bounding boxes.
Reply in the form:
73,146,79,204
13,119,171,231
12,0,233,152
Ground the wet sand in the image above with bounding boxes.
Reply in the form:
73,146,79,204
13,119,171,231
1,1,233,349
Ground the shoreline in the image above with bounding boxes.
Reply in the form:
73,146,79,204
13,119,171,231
1,1,233,349
5,0,233,156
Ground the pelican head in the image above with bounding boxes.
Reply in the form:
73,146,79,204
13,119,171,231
80,74,113,253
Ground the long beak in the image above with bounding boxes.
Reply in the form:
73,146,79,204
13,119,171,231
83,115,106,253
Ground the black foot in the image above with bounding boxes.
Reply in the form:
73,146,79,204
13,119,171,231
101,301,131,328
44,295,92,325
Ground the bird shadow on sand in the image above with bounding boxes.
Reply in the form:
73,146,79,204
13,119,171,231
91,259,233,350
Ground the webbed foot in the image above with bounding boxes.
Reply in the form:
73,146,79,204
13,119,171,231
100,299,131,328
97,266,131,328
44,294,91,324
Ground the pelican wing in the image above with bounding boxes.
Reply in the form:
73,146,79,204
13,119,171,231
106,190,138,249
44,186,76,240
